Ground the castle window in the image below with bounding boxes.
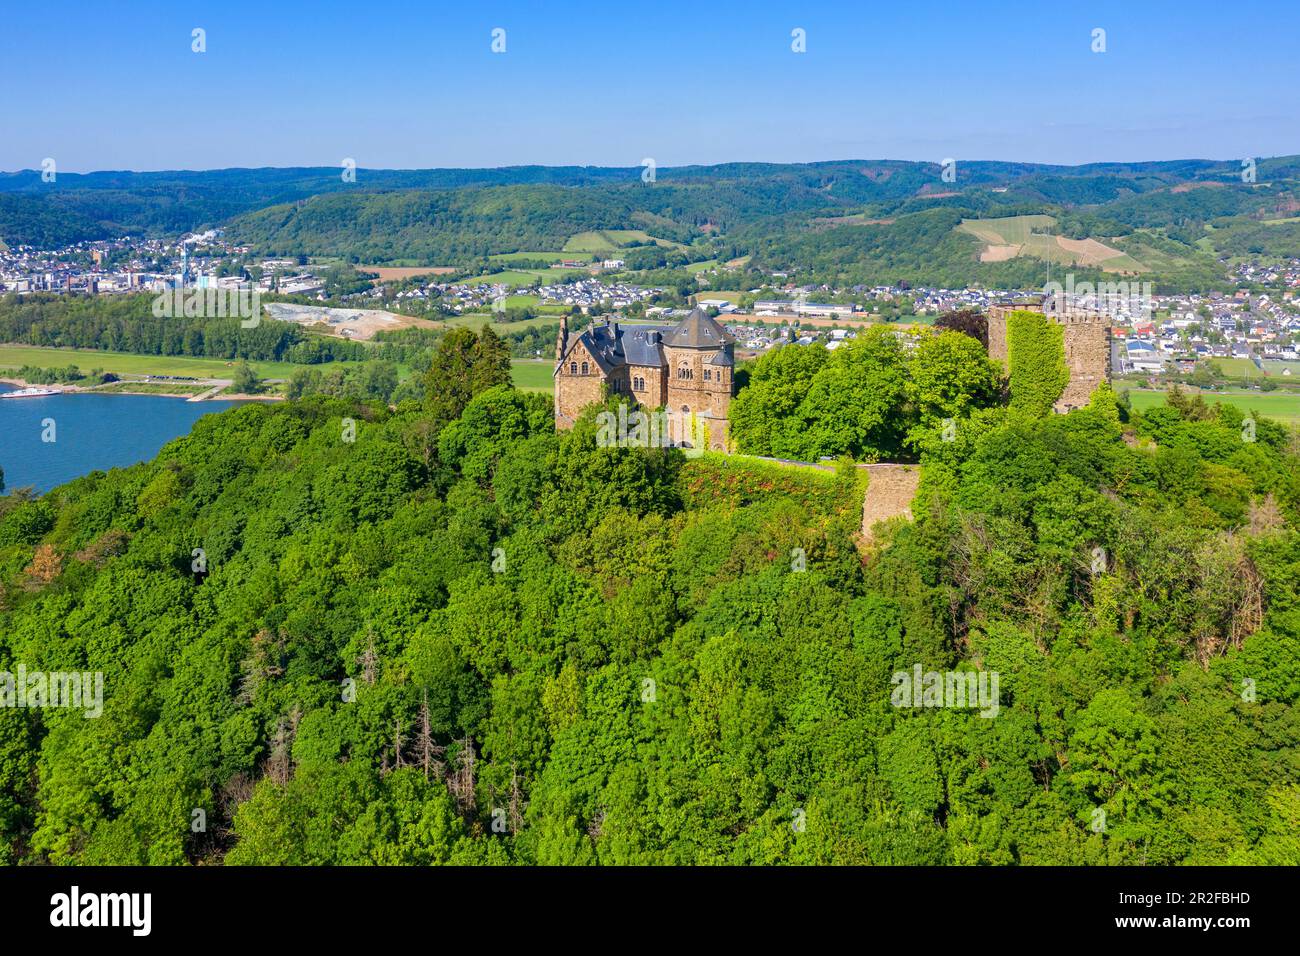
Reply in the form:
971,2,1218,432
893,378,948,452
569,362,577,375
581,362,589,375
677,366,692,380
633,376,644,391
704,368,712,381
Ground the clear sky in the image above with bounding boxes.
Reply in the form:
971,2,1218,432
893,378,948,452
4,0,1297,173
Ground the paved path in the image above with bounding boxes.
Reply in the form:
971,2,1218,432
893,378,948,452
186,379,233,402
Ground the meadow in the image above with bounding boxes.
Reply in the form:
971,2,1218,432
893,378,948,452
488,251,579,265
0,345,313,381
1126,387,1300,424
460,267,590,289
1210,357,1300,380
510,359,554,392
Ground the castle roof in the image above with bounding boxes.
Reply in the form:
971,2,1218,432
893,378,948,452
621,326,670,367
559,310,734,372
708,349,734,367
564,320,673,370
663,307,736,349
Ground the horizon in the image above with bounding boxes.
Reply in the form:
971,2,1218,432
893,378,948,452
5,0,1298,172
5,153,1299,178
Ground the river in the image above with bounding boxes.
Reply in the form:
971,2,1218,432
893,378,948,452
0,385,244,493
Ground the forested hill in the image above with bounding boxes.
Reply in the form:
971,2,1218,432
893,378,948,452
5,158,1300,287
1,362,1298,863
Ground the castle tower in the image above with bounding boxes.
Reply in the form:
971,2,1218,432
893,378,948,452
661,307,735,449
987,299,1111,413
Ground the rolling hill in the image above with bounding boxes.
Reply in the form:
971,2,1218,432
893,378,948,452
2,157,1298,291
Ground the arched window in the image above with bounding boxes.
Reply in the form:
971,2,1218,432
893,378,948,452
569,362,577,375
580,362,589,375
704,368,712,381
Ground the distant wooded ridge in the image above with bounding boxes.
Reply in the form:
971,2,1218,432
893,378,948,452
3,157,1299,292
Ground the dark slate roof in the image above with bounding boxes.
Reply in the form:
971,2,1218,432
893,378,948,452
621,325,672,367
663,307,736,348
566,321,675,370
563,312,734,371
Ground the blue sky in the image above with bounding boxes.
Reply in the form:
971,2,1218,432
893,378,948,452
4,0,1297,172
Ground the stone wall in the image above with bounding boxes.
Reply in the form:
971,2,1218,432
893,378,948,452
986,310,1009,366
860,463,921,542
554,340,605,427
1057,316,1111,411
630,363,666,409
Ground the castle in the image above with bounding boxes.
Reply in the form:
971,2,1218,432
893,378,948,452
986,297,1112,412
553,307,735,450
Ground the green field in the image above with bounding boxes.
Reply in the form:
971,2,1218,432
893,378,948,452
1207,357,1300,380
1127,388,1300,424
959,214,1058,245
488,251,583,265
510,360,554,393
563,229,684,253
0,345,312,380
460,267,589,289
92,381,212,396
441,313,564,336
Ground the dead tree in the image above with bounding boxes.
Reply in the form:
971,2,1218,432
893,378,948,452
265,717,293,785
413,691,446,782
358,629,379,686
508,763,525,834
449,735,477,813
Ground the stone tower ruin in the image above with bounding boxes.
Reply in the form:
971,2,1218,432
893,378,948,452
986,297,1112,413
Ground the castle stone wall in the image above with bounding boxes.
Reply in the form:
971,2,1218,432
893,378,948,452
1058,317,1111,411
554,341,605,427
987,311,1009,366
986,304,1109,413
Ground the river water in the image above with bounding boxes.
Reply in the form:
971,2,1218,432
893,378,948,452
0,385,243,493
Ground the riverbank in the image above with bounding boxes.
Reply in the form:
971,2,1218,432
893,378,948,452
0,375,281,402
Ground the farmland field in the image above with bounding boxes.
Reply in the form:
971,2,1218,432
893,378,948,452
442,313,562,335
958,215,1147,272
959,214,1057,246
460,267,590,289
357,265,456,281
563,230,684,253
488,251,580,265
1126,387,1300,424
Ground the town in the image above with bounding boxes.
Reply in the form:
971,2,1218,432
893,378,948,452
5,229,1299,385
